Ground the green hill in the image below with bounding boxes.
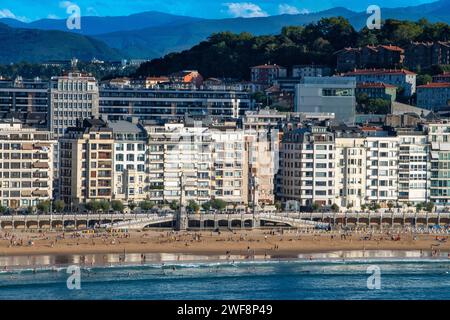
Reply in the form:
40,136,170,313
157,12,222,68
0,23,123,63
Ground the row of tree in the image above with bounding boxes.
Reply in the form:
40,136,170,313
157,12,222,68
135,17,450,80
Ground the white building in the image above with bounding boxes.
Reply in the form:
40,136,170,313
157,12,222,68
295,77,356,124
365,133,399,207
344,69,417,97
110,120,148,204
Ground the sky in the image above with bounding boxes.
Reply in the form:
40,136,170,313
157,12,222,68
0,0,439,22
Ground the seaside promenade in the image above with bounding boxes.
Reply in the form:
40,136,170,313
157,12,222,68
0,211,449,231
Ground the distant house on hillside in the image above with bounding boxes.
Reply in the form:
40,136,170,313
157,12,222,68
169,70,203,87
335,45,404,72
250,64,287,87
404,41,450,71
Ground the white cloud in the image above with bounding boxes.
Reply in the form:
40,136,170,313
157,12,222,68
86,7,99,16
278,4,309,15
0,9,28,22
224,2,268,18
47,14,60,19
59,1,76,9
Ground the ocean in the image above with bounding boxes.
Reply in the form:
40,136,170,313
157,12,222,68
1,251,450,300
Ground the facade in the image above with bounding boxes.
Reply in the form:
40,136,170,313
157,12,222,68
428,122,450,207
146,123,249,206
0,78,49,128
397,129,429,205
364,132,399,206
50,72,100,138
292,65,331,79
295,77,356,124
334,127,367,210
405,41,450,71
110,120,148,204
344,69,416,97
277,126,335,207
0,121,55,209
250,64,287,85
99,86,253,122
336,45,404,72
356,82,397,102
433,73,450,83
416,83,450,111
59,119,114,207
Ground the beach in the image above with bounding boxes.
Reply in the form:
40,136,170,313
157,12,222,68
1,228,449,259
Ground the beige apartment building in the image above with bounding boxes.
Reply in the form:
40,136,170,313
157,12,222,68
146,122,249,207
0,121,55,209
59,119,114,208
334,127,367,210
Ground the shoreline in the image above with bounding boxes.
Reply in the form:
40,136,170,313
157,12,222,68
1,229,450,267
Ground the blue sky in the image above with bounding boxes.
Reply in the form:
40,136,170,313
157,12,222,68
0,0,438,21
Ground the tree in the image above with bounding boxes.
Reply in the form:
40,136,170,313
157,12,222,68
128,201,137,212
425,202,435,213
387,201,394,211
211,199,227,212
416,203,424,213
169,200,180,211
311,202,320,212
86,200,101,213
53,200,65,213
111,200,125,213
331,204,339,213
274,201,282,212
26,206,34,215
417,74,432,86
99,200,110,213
0,206,7,214
201,201,211,212
140,200,155,211
187,200,200,214
37,200,51,214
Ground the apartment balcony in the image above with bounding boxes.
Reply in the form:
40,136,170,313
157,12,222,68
32,162,49,169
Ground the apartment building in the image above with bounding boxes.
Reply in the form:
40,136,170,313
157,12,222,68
405,41,450,71
250,64,287,86
0,78,49,128
427,122,450,207
364,130,399,206
356,82,397,102
292,65,331,79
334,126,367,210
59,119,114,208
336,45,404,72
295,77,356,124
396,129,429,205
50,72,100,138
0,121,55,209
110,120,148,204
416,83,450,111
277,125,335,207
344,69,416,97
99,86,253,122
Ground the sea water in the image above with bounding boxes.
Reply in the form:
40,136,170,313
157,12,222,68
1,252,450,300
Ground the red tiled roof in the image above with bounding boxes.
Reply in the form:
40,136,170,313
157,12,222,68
356,82,397,89
378,45,404,52
345,68,416,76
251,64,286,69
417,82,450,88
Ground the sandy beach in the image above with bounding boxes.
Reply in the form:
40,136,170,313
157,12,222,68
1,228,449,258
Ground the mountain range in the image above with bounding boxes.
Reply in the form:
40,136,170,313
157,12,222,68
1,0,450,62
